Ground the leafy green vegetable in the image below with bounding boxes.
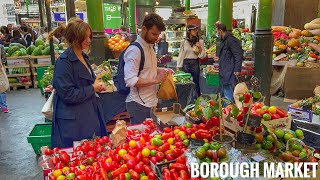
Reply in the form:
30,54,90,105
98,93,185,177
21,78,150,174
40,65,54,88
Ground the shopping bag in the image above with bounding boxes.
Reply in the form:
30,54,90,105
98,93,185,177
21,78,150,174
157,74,178,100
41,91,54,120
0,64,9,93
233,82,249,109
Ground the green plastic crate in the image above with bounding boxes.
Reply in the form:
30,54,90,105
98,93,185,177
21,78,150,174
36,66,49,95
174,71,192,79
27,123,52,155
206,73,220,87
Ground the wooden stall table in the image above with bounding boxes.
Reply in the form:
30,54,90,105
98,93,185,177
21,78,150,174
284,66,320,100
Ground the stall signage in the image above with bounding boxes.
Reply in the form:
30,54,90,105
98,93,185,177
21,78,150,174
103,3,121,29
242,114,262,128
54,12,84,22
236,132,255,145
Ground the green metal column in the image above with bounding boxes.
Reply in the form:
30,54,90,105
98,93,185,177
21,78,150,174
185,0,190,10
257,0,273,29
253,0,274,105
129,0,136,35
220,0,233,31
26,0,29,15
65,0,76,21
86,0,106,65
207,0,220,37
45,0,55,65
86,0,104,31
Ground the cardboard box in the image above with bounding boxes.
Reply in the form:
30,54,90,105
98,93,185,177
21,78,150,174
151,103,187,129
261,115,292,130
222,113,243,134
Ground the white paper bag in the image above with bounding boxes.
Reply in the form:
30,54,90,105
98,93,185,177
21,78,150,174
0,64,9,93
41,91,54,120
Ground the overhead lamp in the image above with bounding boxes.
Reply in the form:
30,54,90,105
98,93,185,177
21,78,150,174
145,12,149,15
156,1,159,6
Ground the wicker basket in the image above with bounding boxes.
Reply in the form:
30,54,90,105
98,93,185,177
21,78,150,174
279,138,315,162
112,50,123,59
304,62,320,68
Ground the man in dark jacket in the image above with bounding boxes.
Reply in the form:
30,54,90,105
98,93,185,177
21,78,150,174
214,24,243,102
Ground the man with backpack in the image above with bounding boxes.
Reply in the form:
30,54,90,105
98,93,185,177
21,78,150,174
114,13,173,125
214,24,243,103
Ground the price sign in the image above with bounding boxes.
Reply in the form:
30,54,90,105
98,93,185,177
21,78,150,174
243,114,262,128
236,132,255,145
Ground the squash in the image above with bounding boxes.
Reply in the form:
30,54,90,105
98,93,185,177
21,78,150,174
301,30,313,37
279,44,287,50
287,38,300,48
289,28,301,38
272,26,287,32
304,23,320,30
314,36,320,41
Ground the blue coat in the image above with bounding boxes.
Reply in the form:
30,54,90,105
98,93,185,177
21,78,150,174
51,48,107,148
218,33,243,85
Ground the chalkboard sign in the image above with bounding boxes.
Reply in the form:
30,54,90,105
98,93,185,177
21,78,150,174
243,114,262,128
190,139,205,147
236,132,255,145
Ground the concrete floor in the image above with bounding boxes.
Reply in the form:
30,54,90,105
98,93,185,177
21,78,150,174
0,89,290,180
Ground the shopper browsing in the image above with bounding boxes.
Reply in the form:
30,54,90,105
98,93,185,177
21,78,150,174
49,17,107,148
214,24,243,103
177,24,206,96
124,13,173,125
0,44,8,113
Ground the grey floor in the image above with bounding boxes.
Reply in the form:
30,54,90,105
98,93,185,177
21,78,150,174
0,89,290,180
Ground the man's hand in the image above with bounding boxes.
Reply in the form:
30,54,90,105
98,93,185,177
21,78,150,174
234,72,241,76
156,70,167,83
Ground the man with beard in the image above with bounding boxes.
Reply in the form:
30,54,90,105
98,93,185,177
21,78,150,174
214,24,243,103
124,13,173,125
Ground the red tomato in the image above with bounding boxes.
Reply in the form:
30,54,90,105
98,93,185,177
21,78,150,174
51,156,60,165
69,161,77,167
75,175,87,180
198,123,206,129
96,146,105,153
149,157,157,164
179,126,186,132
148,172,157,180
142,157,149,164
209,100,216,106
135,143,143,152
45,148,53,156
102,136,110,143
144,165,153,175
136,152,143,162
126,159,136,170
60,153,70,163
134,164,144,173
155,152,165,162
49,175,56,180
55,162,63,169
112,154,121,163
87,150,97,158
127,130,134,136
166,153,175,161
52,147,59,153
128,148,137,157
172,148,181,157
118,173,126,180
163,127,171,133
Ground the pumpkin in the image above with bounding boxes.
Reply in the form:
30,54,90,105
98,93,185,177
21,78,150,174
301,30,313,37
279,44,287,50
287,38,300,48
314,36,320,41
289,28,301,38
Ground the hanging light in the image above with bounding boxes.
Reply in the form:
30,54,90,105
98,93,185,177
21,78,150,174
156,1,159,6
145,12,149,15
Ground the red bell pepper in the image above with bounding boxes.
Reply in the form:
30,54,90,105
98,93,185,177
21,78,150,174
170,169,179,179
276,108,287,118
169,163,188,171
100,168,109,180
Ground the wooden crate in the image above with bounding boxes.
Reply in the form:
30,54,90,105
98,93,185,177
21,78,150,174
9,82,32,90
29,56,52,67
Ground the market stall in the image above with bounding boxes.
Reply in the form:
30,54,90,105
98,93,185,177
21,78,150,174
271,18,320,98
28,85,320,180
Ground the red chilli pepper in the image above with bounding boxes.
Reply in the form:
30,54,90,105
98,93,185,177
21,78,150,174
111,166,127,178
100,168,109,180
169,163,188,171
276,108,287,118
170,169,179,179
243,93,251,103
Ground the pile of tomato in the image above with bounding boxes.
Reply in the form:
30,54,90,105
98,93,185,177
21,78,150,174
44,119,221,180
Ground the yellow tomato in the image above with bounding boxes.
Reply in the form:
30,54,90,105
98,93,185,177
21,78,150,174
62,167,70,175
118,149,127,157
140,176,149,180
53,169,62,178
167,138,174,145
203,139,209,143
173,129,180,135
191,133,196,139
105,157,112,163
141,148,150,157
170,145,176,150
129,140,137,148
268,106,277,114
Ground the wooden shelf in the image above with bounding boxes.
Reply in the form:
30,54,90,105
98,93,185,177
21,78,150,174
31,64,51,68
7,73,31,77
5,65,30,68
7,56,30,60
30,55,51,59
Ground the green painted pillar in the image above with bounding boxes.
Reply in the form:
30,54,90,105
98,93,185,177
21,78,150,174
26,0,29,15
207,0,220,37
220,0,233,31
86,0,106,65
86,0,104,31
129,0,136,35
253,0,274,105
257,0,273,29
185,0,190,10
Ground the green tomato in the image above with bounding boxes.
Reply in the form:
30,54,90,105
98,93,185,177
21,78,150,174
210,142,221,150
263,114,271,121
125,173,131,180
150,150,157,157
67,173,75,179
186,123,192,128
183,139,190,146
262,106,269,111
202,143,211,151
